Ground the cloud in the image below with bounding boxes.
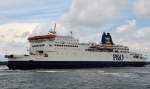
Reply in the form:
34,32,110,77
133,0,150,18
114,20,150,52
116,20,136,33
51,0,129,42
0,22,38,54
60,0,128,28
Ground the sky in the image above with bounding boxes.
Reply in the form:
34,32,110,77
0,0,150,59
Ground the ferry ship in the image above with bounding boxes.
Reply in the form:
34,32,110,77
5,24,147,69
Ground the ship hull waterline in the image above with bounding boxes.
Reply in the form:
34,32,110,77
7,61,147,70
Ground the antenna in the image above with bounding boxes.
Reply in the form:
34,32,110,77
48,23,56,34
54,23,56,33
49,27,52,32
70,31,73,37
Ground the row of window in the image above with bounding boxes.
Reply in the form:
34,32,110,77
30,39,47,43
54,44,78,47
32,44,79,48
114,50,129,53
32,44,45,47
120,51,129,53
55,42,78,45
113,48,129,50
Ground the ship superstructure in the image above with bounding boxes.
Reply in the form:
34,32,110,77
5,24,147,69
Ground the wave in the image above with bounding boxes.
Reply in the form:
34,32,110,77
36,70,67,73
0,65,8,70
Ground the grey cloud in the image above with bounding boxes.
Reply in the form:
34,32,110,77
0,39,28,54
13,32,30,38
0,35,5,38
31,23,52,35
21,32,30,38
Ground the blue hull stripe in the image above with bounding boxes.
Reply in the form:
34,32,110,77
7,61,147,69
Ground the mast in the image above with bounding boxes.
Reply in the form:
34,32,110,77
54,23,56,34
70,31,73,37
48,23,56,34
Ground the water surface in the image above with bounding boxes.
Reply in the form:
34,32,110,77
0,65,150,89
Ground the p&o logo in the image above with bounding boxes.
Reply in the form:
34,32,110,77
113,54,124,61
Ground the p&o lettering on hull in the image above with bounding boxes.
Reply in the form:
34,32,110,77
113,54,124,61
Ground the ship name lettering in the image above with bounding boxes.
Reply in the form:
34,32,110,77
113,54,124,61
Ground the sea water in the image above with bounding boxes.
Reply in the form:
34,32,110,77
0,65,150,89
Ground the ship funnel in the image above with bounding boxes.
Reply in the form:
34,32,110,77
101,32,106,44
106,33,113,45
101,32,113,45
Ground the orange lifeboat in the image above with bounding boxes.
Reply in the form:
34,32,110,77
28,34,56,40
